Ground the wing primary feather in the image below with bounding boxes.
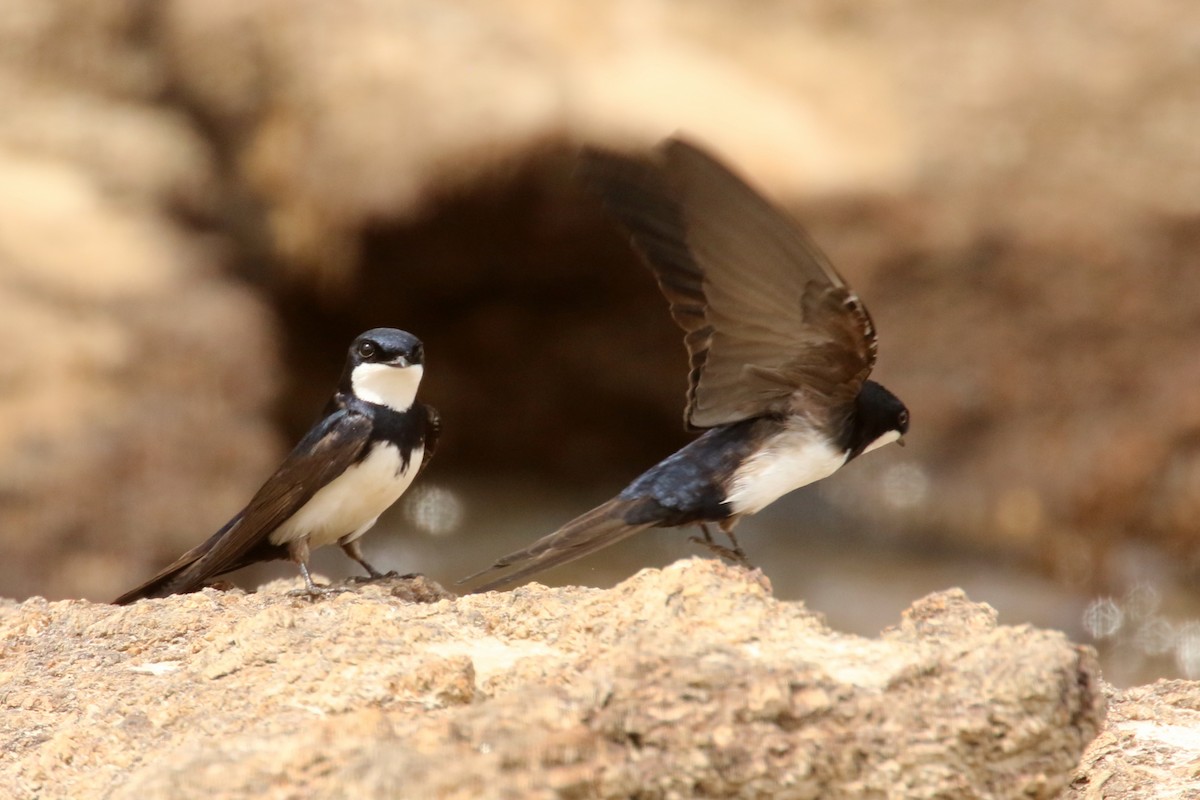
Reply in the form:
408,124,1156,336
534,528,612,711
662,137,850,291
580,146,715,427
581,137,879,429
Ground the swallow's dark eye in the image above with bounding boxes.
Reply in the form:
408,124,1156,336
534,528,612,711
411,344,424,364
898,410,909,427
356,341,377,359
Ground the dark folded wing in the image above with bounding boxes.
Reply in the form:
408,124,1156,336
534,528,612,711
171,409,372,584
580,137,876,429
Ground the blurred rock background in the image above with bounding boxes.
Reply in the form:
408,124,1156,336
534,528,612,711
1,0,1198,684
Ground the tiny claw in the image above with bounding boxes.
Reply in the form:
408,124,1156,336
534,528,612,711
688,537,753,569
291,561,355,599
343,570,419,586
286,584,355,600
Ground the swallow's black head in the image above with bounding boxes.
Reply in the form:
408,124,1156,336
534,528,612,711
342,328,426,411
349,328,424,369
847,380,909,459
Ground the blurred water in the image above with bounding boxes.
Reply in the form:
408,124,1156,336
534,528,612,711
247,476,1200,688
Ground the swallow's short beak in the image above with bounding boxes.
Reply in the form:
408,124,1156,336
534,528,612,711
389,355,412,368
896,436,906,448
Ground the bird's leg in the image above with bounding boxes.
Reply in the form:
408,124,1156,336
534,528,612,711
688,523,717,547
688,519,753,567
297,561,322,594
341,539,387,580
718,519,752,568
339,538,417,584
286,539,352,599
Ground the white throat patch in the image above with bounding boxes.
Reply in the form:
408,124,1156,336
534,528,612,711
861,429,902,456
351,363,423,412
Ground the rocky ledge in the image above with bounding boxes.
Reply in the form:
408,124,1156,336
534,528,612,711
0,560,1110,798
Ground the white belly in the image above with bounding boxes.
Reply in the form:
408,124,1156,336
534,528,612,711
269,442,422,550
723,426,847,516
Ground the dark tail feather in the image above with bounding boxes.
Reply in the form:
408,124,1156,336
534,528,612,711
112,544,212,605
461,498,653,594
112,519,249,605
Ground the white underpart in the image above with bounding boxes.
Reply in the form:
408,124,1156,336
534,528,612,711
724,425,849,516
352,363,423,411
861,429,902,455
269,442,424,549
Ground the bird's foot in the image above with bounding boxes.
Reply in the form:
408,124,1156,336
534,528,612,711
286,583,355,601
689,521,754,567
344,566,387,585
687,534,754,568
289,561,356,600
726,546,754,569
344,570,423,585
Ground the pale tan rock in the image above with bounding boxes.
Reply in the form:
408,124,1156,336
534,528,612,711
1066,680,1200,800
0,560,1102,799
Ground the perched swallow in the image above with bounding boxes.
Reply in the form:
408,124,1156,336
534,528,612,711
114,328,440,604
462,137,908,593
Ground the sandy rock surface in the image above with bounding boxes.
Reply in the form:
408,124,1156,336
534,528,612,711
1066,680,1200,799
0,560,1101,799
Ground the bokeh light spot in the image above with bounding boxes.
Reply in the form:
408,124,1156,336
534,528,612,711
881,463,929,510
1124,583,1161,621
1082,597,1123,639
1174,622,1200,679
1132,618,1175,657
401,484,465,537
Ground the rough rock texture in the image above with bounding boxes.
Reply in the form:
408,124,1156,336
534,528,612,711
0,560,1101,799
1067,681,1200,799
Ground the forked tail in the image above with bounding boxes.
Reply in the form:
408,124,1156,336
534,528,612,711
460,498,652,593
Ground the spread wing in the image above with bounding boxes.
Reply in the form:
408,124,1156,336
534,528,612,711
580,137,877,430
